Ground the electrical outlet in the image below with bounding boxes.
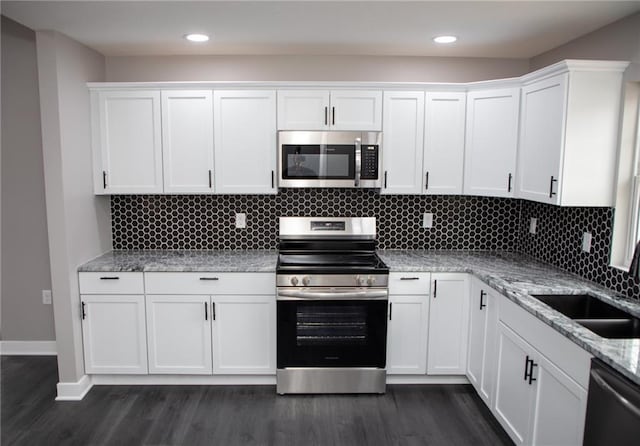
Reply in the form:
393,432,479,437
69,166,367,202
529,218,537,235
423,213,434,229
42,290,52,305
235,213,246,229
582,232,592,253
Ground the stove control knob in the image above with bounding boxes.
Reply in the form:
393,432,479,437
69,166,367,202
302,276,311,286
356,275,366,286
367,276,376,286
290,277,299,286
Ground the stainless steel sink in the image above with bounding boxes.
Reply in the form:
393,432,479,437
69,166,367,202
531,294,640,339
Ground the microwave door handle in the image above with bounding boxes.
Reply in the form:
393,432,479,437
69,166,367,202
354,137,362,187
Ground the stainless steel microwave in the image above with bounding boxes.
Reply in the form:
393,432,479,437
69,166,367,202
278,131,383,188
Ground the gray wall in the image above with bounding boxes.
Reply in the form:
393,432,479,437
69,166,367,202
36,30,111,382
531,12,640,81
1,16,55,341
105,54,530,82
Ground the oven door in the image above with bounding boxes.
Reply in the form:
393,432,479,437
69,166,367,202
277,288,388,368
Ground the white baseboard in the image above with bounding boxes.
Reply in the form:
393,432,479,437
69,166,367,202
0,340,57,355
56,375,93,401
386,375,469,385
92,374,277,385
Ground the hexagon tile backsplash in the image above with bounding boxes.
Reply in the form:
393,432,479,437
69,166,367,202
110,190,639,299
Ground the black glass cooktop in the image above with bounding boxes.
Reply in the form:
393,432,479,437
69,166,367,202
277,252,388,274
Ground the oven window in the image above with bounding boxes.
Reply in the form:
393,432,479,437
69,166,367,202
296,305,368,346
281,145,354,179
277,300,387,368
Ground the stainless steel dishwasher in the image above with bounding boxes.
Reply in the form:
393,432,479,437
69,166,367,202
583,358,640,445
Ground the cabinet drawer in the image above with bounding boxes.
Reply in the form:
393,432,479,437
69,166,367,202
389,272,431,295
498,294,592,388
79,272,144,294
144,272,276,295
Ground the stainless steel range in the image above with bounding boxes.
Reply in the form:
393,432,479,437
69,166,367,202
276,216,389,394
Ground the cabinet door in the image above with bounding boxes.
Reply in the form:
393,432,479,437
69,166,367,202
464,88,520,198
212,295,276,374
424,92,466,194
427,273,469,375
277,90,330,130
517,74,567,205
381,91,425,194
330,90,382,131
387,295,429,374
529,353,587,446
94,90,163,194
81,295,148,374
493,322,535,446
161,90,214,193
467,279,489,392
213,90,277,194
146,295,212,374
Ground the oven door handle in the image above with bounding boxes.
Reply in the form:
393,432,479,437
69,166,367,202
354,137,362,187
277,289,388,301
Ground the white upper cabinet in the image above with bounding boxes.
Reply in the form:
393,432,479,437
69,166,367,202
424,92,466,195
277,90,330,130
517,61,627,206
380,91,425,195
92,90,163,194
213,90,278,194
427,273,470,375
277,90,382,131
464,87,520,198
161,90,214,194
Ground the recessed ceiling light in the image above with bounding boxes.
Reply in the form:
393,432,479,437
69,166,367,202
185,33,210,43
433,35,457,44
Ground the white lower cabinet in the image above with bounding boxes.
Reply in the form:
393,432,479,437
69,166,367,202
386,294,429,374
81,295,148,374
466,278,498,406
146,295,213,374
427,273,469,375
212,295,276,374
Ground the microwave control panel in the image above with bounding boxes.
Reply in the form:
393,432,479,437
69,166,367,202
361,145,379,180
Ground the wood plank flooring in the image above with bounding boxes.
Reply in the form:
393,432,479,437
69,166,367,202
2,356,512,446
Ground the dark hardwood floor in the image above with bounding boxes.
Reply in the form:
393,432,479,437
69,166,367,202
2,356,512,446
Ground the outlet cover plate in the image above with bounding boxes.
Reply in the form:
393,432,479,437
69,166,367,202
235,213,246,229
582,232,592,253
42,290,52,305
529,218,537,235
423,213,434,229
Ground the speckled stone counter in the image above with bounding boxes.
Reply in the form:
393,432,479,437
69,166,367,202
79,249,640,385
78,250,277,272
379,250,640,386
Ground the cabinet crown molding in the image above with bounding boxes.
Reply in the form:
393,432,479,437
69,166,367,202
521,59,630,85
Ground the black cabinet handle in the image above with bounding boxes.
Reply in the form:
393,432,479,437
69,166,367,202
389,302,392,321
205,302,208,321
102,171,107,189
433,280,437,298
212,302,216,321
528,360,538,385
324,106,328,125
425,171,429,190
208,170,212,188
99,276,119,280
81,302,86,320
524,355,531,381
199,277,219,281
271,170,275,189
384,171,388,189
332,106,335,125
400,277,420,281
480,290,487,310
507,173,513,192
549,176,557,198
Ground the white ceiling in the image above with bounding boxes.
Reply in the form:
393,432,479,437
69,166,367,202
3,1,640,58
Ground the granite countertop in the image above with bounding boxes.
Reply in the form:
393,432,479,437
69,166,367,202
78,250,278,272
379,250,640,386
79,249,640,385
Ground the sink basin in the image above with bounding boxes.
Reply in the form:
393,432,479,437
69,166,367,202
531,294,640,339
531,294,629,319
